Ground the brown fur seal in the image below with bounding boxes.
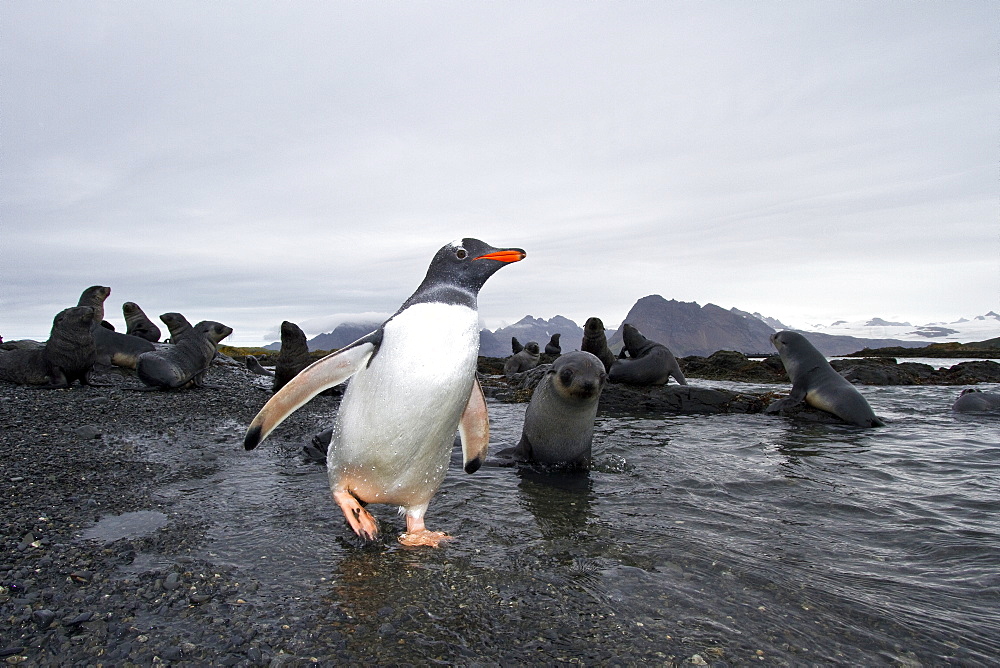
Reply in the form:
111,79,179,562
273,320,311,392
498,351,607,468
0,306,99,388
123,302,161,342
159,312,194,343
136,320,233,389
608,324,687,386
504,341,540,375
76,286,154,368
581,317,616,373
544,333,561,356
246,355,275,376
769,330,884,427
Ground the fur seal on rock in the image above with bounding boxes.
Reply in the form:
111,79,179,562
246,355,275,376
544,333,561,356
244,238,525,547
581,317,616,373
136,320,233,389
498,351,607,469
608,324,687,386
0,306,98,388
123,302,161,342
505,341,541,375
274,321,311,393
76,286,154,368
769,330,884,427
951,388,1000,412
159,312,194,343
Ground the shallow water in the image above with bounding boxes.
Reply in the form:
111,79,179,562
146,381,999,664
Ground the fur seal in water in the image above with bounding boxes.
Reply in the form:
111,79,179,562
581,317,616,373
499,351,607,469
136,320,233,389
951,388,1000,412
123,302,161,342
159,312,193,343
769,330,884,427
544,333,561,356
504,341,541,375
0,306,99,388
244,238,525,547
609,324,687,386
274,320,311,393
76,286,154,368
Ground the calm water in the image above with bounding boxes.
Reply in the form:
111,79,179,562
147,379,1000,665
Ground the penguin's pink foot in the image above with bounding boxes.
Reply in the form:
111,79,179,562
334,491,379,540
398,514,452,547
398,529,452,547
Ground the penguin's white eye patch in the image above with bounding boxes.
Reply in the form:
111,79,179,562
455,248,468,259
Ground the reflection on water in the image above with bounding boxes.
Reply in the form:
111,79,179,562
141,383,1000,664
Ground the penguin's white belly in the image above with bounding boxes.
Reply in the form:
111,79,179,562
328,302,480,507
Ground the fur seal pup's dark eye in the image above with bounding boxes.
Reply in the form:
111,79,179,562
455,248,468,259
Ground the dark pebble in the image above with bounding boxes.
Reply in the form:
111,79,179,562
32,609,56,629
162,572,181,591
63,611,93,626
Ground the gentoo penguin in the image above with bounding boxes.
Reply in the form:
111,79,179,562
244,238,525,546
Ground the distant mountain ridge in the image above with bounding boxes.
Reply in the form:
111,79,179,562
268,298,996,357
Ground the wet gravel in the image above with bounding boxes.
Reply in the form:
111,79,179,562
1,360,714,666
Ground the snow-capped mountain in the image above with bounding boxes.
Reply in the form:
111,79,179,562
797,312,1000,344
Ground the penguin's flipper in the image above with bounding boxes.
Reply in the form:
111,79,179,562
458,377,490,473
244,332,381,450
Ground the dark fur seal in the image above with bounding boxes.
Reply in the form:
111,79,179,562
608,324,687,386
159,312,194,343
76,286,154,368
544,333,561,356
511,336,524,354
274,321,311,393
952,388,1000,412
136,320,233,389
246,355,275,376
769,330,884,427
123,302,161,342
499,351,607,468
580,317,616,373
0,306,98,388
504,341,540,375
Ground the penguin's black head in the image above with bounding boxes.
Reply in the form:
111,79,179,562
405,238,526,308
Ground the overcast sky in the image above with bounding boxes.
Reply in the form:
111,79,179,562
3,1,997,345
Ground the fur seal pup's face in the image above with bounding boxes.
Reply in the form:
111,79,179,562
584,317,605,335
193,321,234,345
54,306,96,331
524,342,540,355
551,352,607,400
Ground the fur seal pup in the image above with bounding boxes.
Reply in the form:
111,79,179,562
245,238,525,547
504,341,541,375
511,337,524,354
0,306,99,388
123,302,161,342
136,320,233,389
769,330,884,427
76,286,154,368
608,324,687,386
500,351,607,468
159,312,194,343
581,317,616,373
951,388,1000,412
273,320,312,393
544,333,561,357
246,355,275,376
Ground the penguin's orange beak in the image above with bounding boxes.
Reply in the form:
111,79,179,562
474,249,526,263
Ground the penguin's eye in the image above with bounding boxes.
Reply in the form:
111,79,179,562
455,248,468,259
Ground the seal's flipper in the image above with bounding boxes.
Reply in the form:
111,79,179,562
244,333,380,450
458,377,489,473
